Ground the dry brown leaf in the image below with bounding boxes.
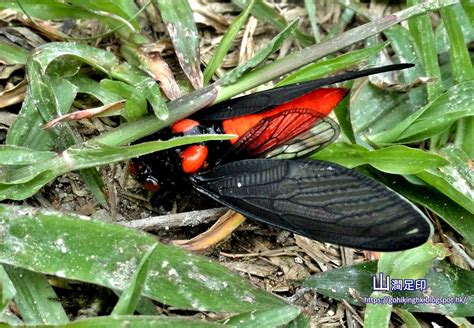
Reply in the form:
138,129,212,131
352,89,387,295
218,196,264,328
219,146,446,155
0,111,17,127
0,26,46,49
19,18,67,41
138,44,181,100
268,255,310,280
294,235,341,271
0,64,23,79
190,0,230,33
164,18,203,90
43,100,125,129
238,16,257,65
223,260,277,277
0,80,27,108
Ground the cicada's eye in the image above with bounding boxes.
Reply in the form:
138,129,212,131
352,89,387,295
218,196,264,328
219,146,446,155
129,161,141,177
143,176,161,192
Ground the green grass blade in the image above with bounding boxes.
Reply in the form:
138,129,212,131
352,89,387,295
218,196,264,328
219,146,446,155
25,43,167,120
393,309,421,328
304,261,376,306
369,81,474,144
287,314,310,328
100,80,147,121
3,266,68,325
436,13,474,56
351,83,414,137
325,7,355,40
364,299,391,328
67,75,123,104
440,4,474,158
65,135,233,171
440,5,474,84
333,90,355,143
6,61,108,207
304,0,321,43
0,204,286,312
0,134,232,200
461,0,474,25
384,25,426,107
0,42,29,65
311,143,448,174
224,306,300,327
79,167,108,208
0,171,56,201
112,244,157,315
66,0,140,30
378,243,445,280
29,315,225,327
0,146,55,165
111,63,168,120
1,0,139,36
407,0,443,101
6,43,120,149
203,0,256,85
0,265,16,315
455,117,474,158
0,0,94,20
416,145,474,213
416,168,473,212
7,63,85,152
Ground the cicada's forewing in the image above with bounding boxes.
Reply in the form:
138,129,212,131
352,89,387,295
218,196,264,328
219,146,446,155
192,159,433,251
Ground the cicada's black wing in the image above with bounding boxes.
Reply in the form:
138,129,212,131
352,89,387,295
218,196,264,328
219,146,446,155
263,115,339,159
191,159,433,251
199,64,414,120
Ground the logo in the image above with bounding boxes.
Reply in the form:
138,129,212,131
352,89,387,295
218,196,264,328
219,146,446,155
372,272,427,292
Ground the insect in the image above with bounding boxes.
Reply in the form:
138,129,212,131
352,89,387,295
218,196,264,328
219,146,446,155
131,64,433,251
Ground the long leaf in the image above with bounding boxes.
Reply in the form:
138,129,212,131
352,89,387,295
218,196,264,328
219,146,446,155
224,306,300,327
0,204,286,312
369,81,474,144
407,0,443,100
311,143,448,174
0,266,16,315
416,146,474,213
0,134,232,201
3,266,68,325
15,316,225,327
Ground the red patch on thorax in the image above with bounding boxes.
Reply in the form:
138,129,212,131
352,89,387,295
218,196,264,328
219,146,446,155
172,119,200,134
180,144,209,174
